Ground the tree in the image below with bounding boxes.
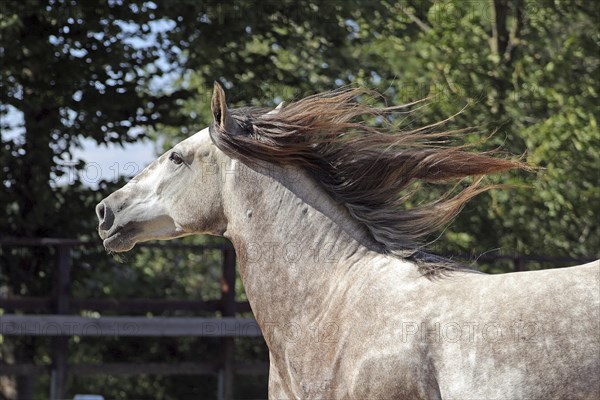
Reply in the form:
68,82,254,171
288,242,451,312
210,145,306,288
341,0,599,264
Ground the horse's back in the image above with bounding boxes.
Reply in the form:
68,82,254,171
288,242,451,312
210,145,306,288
431,260,600,399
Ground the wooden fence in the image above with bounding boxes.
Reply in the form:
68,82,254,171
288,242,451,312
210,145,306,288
0,238,267,400
0,237,595,399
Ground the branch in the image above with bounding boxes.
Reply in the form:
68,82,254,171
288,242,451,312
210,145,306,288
489,0,509,58
399,6,432,33
504,0,524,65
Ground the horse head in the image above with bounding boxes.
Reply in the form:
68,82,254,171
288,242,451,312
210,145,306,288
96,83,238,252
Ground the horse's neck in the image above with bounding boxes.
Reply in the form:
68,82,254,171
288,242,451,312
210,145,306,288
222,158,388,328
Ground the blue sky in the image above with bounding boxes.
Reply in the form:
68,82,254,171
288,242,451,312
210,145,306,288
2,104,157,187
70,138,157,187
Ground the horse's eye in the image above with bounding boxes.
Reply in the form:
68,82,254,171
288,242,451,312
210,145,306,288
169,152,183,165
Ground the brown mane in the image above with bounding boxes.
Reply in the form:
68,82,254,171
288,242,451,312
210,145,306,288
209,88,528,272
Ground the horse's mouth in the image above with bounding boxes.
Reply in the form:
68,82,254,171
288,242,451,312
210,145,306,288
100,225,138,253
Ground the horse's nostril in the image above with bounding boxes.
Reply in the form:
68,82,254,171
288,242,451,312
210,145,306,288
97,203,105,220
96,201,115,230
96,202,105,222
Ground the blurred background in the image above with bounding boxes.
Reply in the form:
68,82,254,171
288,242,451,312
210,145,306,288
1,0,598,399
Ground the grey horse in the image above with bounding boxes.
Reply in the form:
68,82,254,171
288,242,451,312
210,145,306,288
97,83,599,399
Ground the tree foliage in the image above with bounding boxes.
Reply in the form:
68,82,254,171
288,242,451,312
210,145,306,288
339,0,600,262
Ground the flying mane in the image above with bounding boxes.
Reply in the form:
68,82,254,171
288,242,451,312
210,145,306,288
208,87,528,274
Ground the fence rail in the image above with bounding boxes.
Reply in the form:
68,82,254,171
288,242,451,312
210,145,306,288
0,362,270,377
0,315,261,337
0,296,253,313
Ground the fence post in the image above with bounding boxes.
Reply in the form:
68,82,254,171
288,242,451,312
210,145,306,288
219,247,236,400
50,243,71,400
513,256,527,272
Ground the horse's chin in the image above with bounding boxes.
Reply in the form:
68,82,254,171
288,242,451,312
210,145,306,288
103,231,137,253
101,220,184,253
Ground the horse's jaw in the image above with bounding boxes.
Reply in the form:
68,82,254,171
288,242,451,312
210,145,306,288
99,223,138,253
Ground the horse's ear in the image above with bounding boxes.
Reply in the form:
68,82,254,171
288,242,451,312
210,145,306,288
211,81,233,131
265,101,285,116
